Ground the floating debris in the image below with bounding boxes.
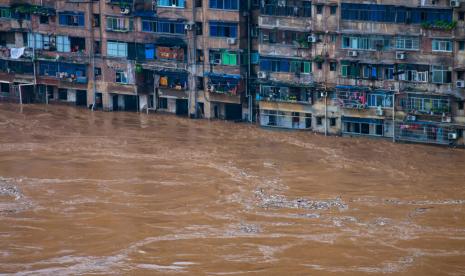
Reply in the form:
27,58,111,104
240,222,261,234
255,189,347,211
0,179,22,200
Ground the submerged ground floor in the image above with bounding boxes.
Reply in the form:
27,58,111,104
0,83,464,147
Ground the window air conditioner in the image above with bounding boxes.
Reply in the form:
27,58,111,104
396,52,406,60
227,38,237,45
348,50,358,57
120,8,130,14
450,0,460,7
448,132,458,140
406,115,416,121
308,35,317,43
257,71,268,79
456,80,465,88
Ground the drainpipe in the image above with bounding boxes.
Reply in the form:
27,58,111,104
392,91,396,143
247,0,252,122
324,88,328,136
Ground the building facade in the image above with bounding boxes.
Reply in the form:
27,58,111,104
0,0,464,146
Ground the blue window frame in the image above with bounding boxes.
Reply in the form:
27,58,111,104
341,3,452,24
158,0,186,8
58,12,85,27
141,19,185,34
209,0,239,10
209,21,237,38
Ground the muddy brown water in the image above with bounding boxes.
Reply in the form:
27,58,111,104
0,103,465,275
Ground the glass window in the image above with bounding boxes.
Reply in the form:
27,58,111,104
107,41,128,57
432,39,452,52
57,35,71,52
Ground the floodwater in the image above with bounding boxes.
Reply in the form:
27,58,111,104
0,103,465,275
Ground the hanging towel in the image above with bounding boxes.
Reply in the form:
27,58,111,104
10,47,25,59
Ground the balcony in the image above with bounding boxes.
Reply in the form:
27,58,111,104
206,73,242,96
257,85,312,105
399,93,451,116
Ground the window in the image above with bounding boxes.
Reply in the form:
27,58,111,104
40,15,49,24
0,83,9,94
94,67,102,77
93,14,100,27
303,1,312,17
142,19,185,34
57,35,71,52
330,5,337,15
196,22,203,35
432,39,452,52
316,62,323,70
459,11,464,21
316,117,323,126
330,34,337,43
432,65,452,84
342,35,391,50
107,41,128,57
158,0,186,8
209,0,239,10
27,33,44,49
195,0,203,7
107,17,133,31
58,89,67,100
316,4,323,14
115,70,128,84
368,93,392,108
396,36,419,50
158,97,168,109
209,21,238,38
330,62,337,71
330,118,336,126
196,77,204,90
341,3,452,24
459,41,465,51
458,101,464,110
0,8,11,18
58,12,85,27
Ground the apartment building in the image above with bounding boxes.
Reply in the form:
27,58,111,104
0,0,464,146
256,0,465,146
0,0,252,120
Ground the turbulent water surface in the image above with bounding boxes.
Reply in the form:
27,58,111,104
0,103,465,275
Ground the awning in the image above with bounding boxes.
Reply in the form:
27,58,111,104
205,72,241,79
154,37,186,47
342,116,384,124
133,10,157,18
336,85,370,91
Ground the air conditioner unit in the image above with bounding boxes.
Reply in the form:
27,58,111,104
396,52,406,60
227,38,237,45
210,59,221,65
348,50,358,57
257,71,268,79
406,115,416,121
457,80,465,88
376,107,384,116
442,116,452,123
185,24,192,31
320,91,327,98
307,35,317,43
120,8,130,14
207,84,215,93
450,0,460,7
448,132,458,140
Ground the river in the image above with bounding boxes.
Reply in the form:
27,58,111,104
0,103,465,275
